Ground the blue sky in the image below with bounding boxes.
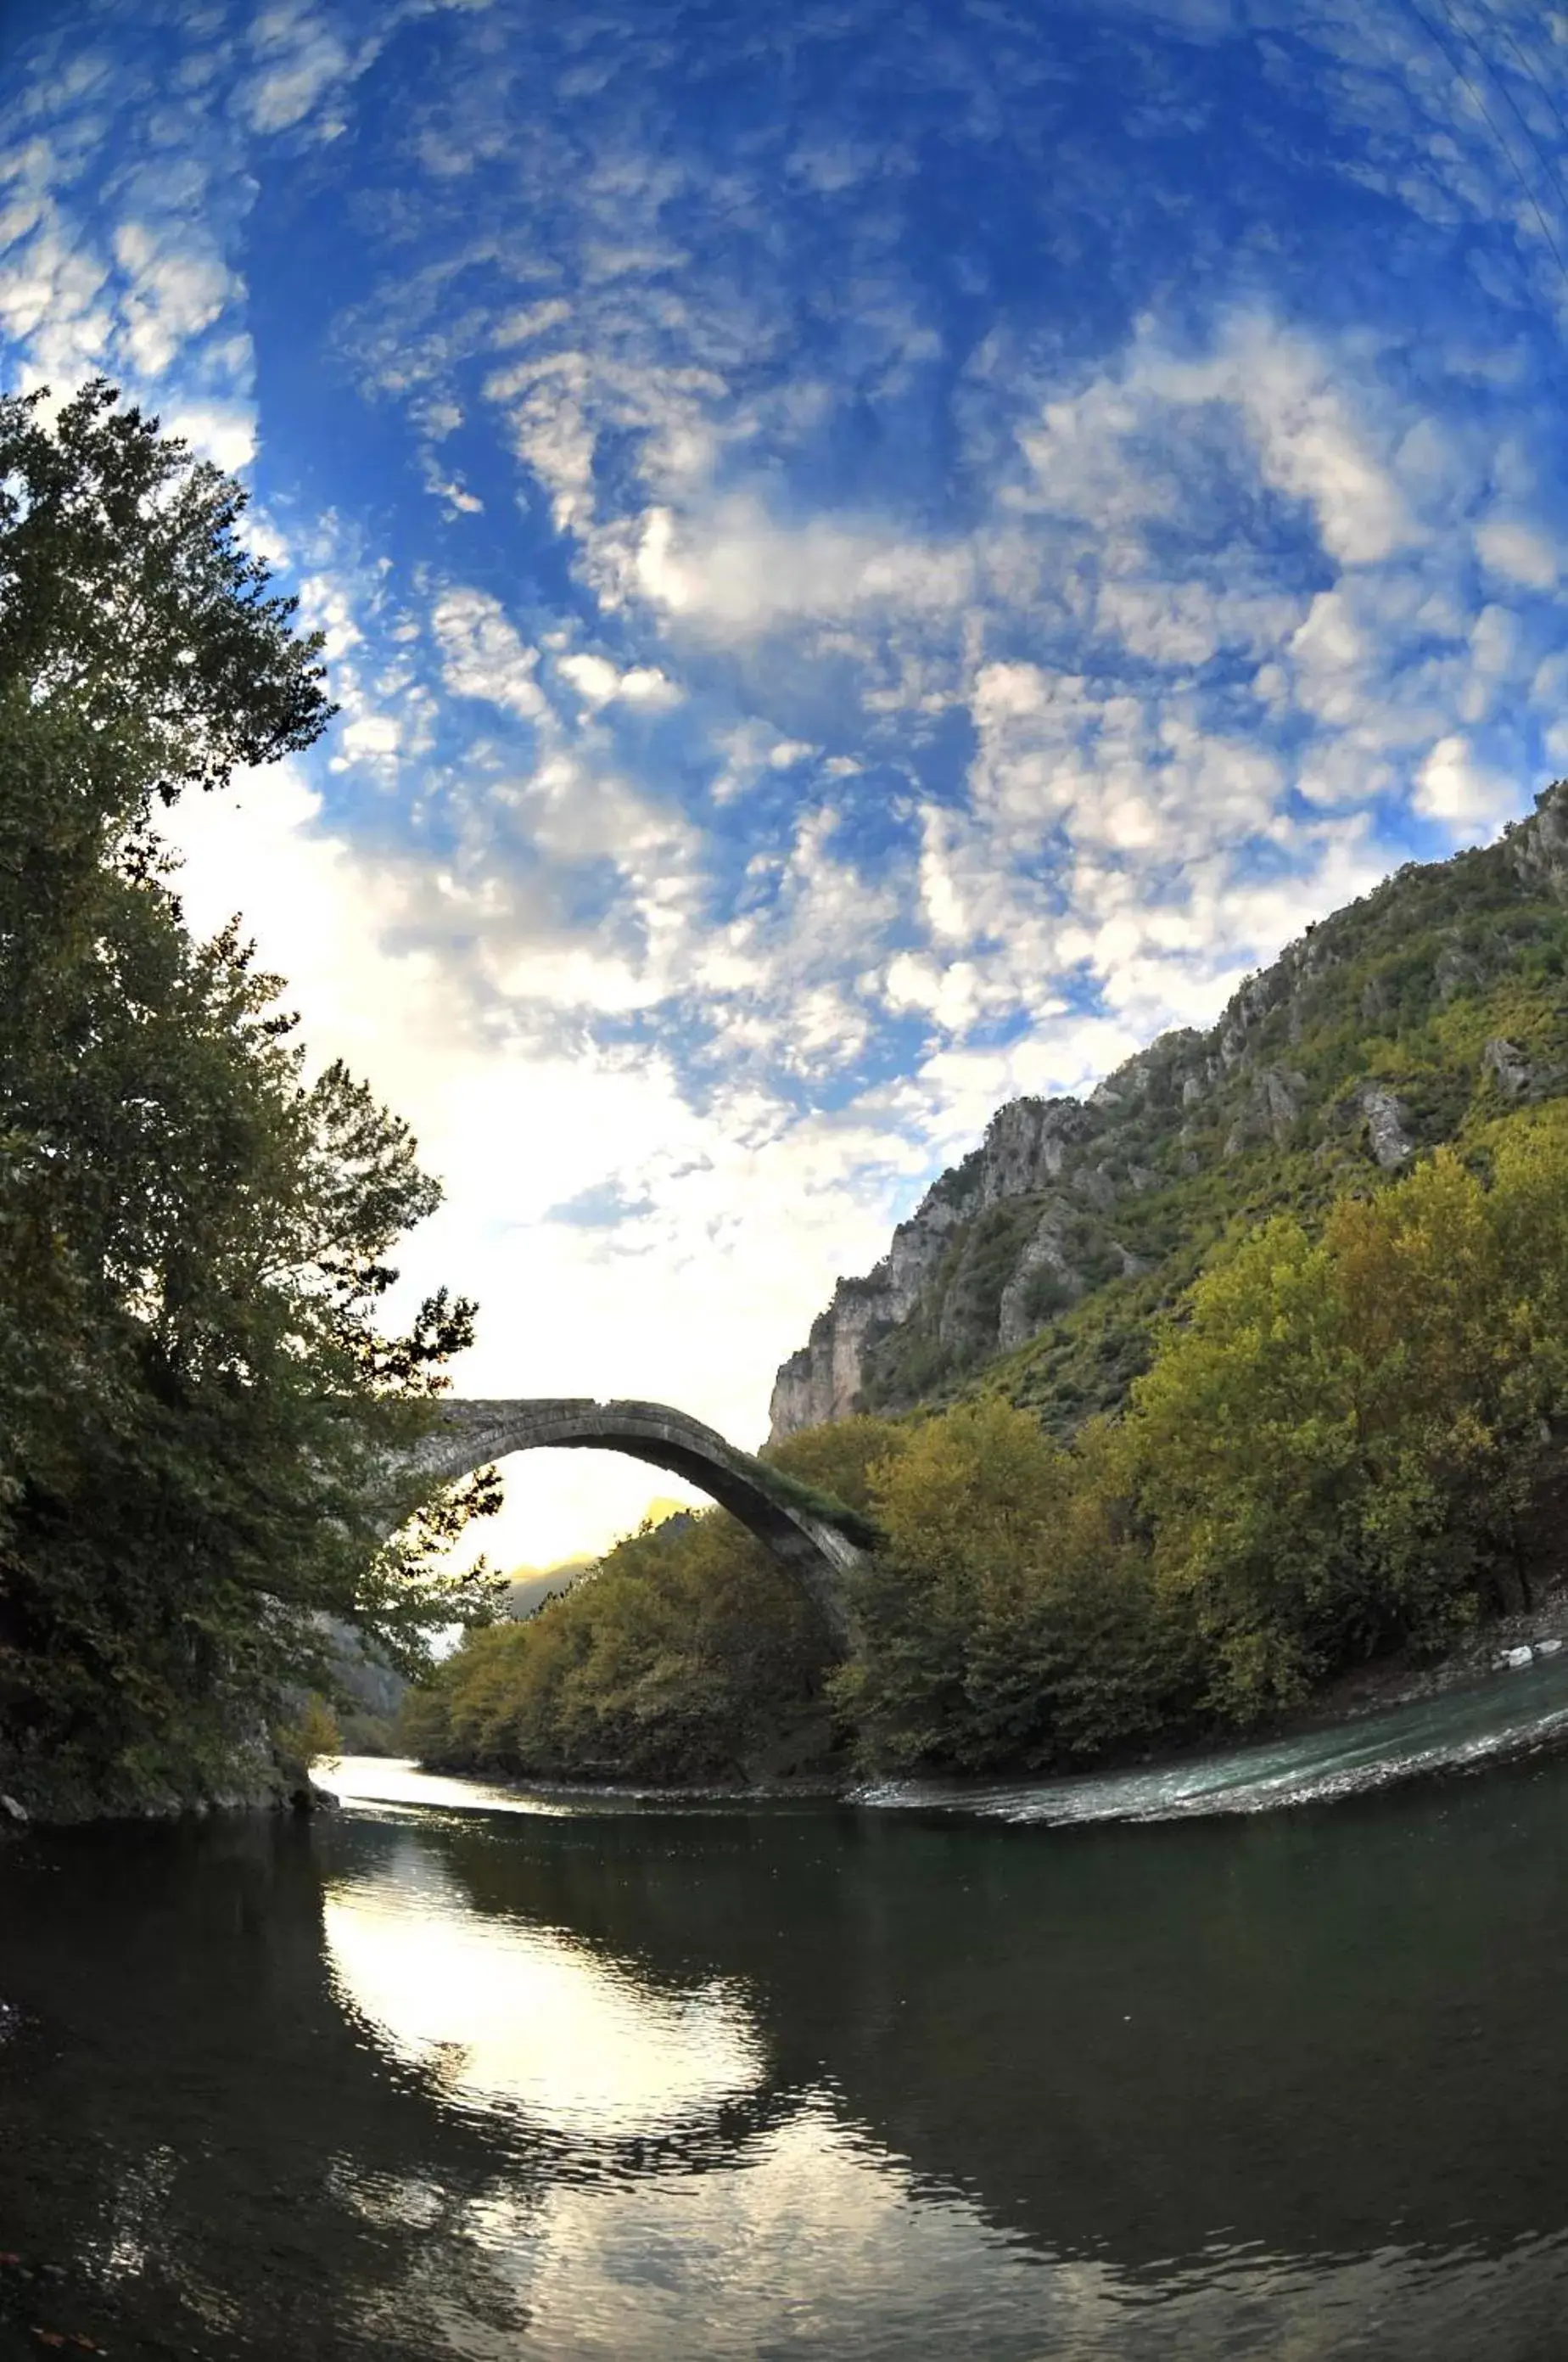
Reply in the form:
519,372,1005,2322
6,0,1568,1560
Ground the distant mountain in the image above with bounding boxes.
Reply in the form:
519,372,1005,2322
770,782,1568,1439
502,1502,699,1620
504,1561,591,1620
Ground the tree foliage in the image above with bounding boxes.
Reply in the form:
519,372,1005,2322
400,1510,833,1783
761,1413,910,1514
831,1402,1195,1772
0,383,499,1813
1121,1119,1568,1717
408,1114,1568,1786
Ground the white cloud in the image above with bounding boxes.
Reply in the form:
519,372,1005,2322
1223,318,1417,567
432,587,548,721
558,650,682,709
619,664,680,704
558,652,622,705
334,712,401,765
1475,515,1560,591
237,6,357,137
162,400,256,473
113,219,234,378
486,350,601,530
965,661,1282,863
1287,590,1374,725
1413,732,1517,839
631,497,974,631
882,951,983,1033
0,206,113,379
1015,311,1419,572
1095,576,1302,668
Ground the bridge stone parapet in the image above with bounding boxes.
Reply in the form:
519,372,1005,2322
392,1397,866,1647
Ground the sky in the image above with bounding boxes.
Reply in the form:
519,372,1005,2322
4,0,1568,1567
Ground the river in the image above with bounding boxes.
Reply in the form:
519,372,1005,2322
6,1658,1568,2359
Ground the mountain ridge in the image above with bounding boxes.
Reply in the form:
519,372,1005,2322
769,783,1568,1440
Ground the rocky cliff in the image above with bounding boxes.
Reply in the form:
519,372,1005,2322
770,782,1568,1439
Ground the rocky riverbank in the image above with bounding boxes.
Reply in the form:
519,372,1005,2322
0,1749,339,1831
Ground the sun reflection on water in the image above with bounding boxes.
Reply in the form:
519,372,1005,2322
323,1854,763,2139
308,1754,1568,2359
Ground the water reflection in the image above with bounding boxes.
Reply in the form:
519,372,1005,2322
0,1816,518,2362
323,1848,762,2136
314,1757,585,1820
7,1757,1568,2358
413,2150,1568,2362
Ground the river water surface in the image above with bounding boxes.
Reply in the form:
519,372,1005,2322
7,1661,1568,2359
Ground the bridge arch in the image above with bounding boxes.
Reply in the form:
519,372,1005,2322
393,1398,866,1647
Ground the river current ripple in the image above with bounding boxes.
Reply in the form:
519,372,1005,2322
853,1646,1568,1823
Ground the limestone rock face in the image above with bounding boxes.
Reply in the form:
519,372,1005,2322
1483,1036,1534,1097
768,780,1568,1439
1507,781,1568,899
995,1202,1078,1353
977,1096,1093,1200
1223,1066,1308,1159
768,1100,1092,1430
766,1058,1196,1436
1357,1085,1414,1170
770,1277,914,1433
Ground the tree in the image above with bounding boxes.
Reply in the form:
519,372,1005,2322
1123,1131,1568,1723
836,1400,1190,1773
0,383,500,1813
1122,1215,1375,1717
277,1693,343,1770
401,1506,834,1783
762,1413,910,1515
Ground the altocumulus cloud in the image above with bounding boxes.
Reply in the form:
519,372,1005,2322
5,0,1568,1560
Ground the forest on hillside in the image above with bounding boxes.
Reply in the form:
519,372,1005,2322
406,1107,1568,1783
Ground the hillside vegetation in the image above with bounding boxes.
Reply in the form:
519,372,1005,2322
407,916,1568,1785
973,846,1568,1441
770,788,1568,1441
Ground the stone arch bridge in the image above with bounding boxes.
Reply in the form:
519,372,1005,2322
391,1398,870,1647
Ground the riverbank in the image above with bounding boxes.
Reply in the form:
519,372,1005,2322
1274,1573,1568,1736
13,1579,1568,1832
0,1753,339,1832
393,1574,1568,1821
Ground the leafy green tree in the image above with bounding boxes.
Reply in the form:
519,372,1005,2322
0,383,500,1812
1123,1215,1375,1716
402,1506,837,1783
762,1412,910,1517
1483,1104,1568,1431
277,1693,342,1769
1123,1128,1568,1721
837,1400,1190,1772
